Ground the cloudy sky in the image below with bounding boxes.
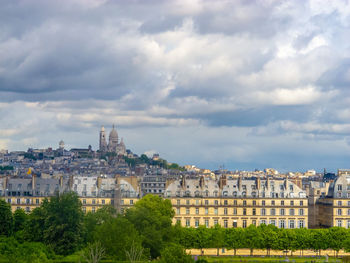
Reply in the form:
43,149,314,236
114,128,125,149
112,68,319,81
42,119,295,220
0,0,349,172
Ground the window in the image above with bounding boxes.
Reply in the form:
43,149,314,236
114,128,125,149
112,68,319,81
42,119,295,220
270,220,276,226
337,209,342,215
214,200,218,205
102,199,105,205
347,220,350,229
299,209,304,216
270,208,275,216
260,219,266,225
26,199,30,204
253,200,256,206
338,201,342,206
348,209,350,216
252,208,256,215
92,199,96,205
205,200,209,205
196,199,199,205
205,219,209,228
337,220,342,227
224,200,228,205
262,200,266,206
214,208,218,215
279,220,285,228
92,207,95,213
186,219,190,227
338,185,343,191
120,199,124,205
243,208,247,216
242,220,247,228
196,208,199,215
234,200,237,205
186,200,190,205
224,208,228,215
300,201,303,206
281,200,285,206
36,199,39,204
130,200,134,205
233,221,237,228
7,199,11,204
271,200,275,206
177,200,180,205
289,220,295,229
83,207,86,213
26,207,30,212
205,208,208,215
243,200,247,206
261,208,266,216
176,219,181,225
298,220,304,228
195,220,199,228
233,208,237,215
224,220,228,228
186,208,190,215
177,208,180,215
214,219,218,225
280,208,285,216
289,209,295,216
17,198,20,204
252,220,256,226
290,200,294,205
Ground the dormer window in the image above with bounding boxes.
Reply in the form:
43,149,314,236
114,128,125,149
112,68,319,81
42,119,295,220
338,185,343,191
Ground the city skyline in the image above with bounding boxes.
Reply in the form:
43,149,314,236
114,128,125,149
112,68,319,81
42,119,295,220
0,0,349,172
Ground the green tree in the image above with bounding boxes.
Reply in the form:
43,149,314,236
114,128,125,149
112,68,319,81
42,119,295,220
225,227,243,256
24,203,48,242
43,192,84,255
309,229,330,256
83,205,116,243
125,195,174,259
210,225,225,256
328,227,347,257
294,227,310,256
13,208,28,233
194,226,211,256
0,199,13,236
242,225,262,256
258,224,278,256
159,243,194,263
94,216,144,260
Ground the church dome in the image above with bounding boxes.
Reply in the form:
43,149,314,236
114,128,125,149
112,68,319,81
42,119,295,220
109,125,118,145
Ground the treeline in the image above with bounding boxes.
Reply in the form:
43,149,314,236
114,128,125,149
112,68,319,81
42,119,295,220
0,194,193,263
174,224,350,257
124,154,184,171
2,194,350,263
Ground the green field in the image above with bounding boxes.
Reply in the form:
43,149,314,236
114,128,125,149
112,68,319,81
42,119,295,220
202,256,341,263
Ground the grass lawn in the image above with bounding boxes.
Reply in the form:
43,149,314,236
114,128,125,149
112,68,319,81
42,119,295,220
202,256,341,263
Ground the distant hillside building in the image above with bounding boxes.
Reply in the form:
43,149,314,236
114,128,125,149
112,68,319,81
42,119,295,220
99,125,126,155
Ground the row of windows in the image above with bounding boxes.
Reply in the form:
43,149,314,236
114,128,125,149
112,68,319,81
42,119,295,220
174,190,297,198
336,219,350,228
179,219,305,229
176,199,304,206
6,198,135,206
335,200,350,206
178,207,305,216
336,208,350,216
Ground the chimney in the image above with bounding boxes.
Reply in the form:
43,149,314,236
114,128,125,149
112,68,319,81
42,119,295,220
69,175,74,189
256,176,261,190
32,174,36,190
219,175,227,189
59,175,63,188
238,175,242,191
199,176,205,189
181,175,186,190
97,176,102,189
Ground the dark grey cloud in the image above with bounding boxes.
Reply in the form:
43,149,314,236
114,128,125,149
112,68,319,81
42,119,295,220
0,0,349,171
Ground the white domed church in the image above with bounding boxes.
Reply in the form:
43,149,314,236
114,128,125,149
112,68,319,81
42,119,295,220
99,125,126,155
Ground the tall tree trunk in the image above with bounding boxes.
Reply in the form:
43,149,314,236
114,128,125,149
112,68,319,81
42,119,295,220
234,248,236,256
201,248,203,256
217,248,219,256
250,248,253,256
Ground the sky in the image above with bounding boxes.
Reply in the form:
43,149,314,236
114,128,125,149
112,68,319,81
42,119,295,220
0,0,349,172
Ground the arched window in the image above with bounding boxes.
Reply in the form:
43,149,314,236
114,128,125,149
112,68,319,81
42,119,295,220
223,191,228,196
233,191,237,197
251,191,256,197
242,191,246,197
213,191,218,197
195,191,200,197
205,190,209,197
